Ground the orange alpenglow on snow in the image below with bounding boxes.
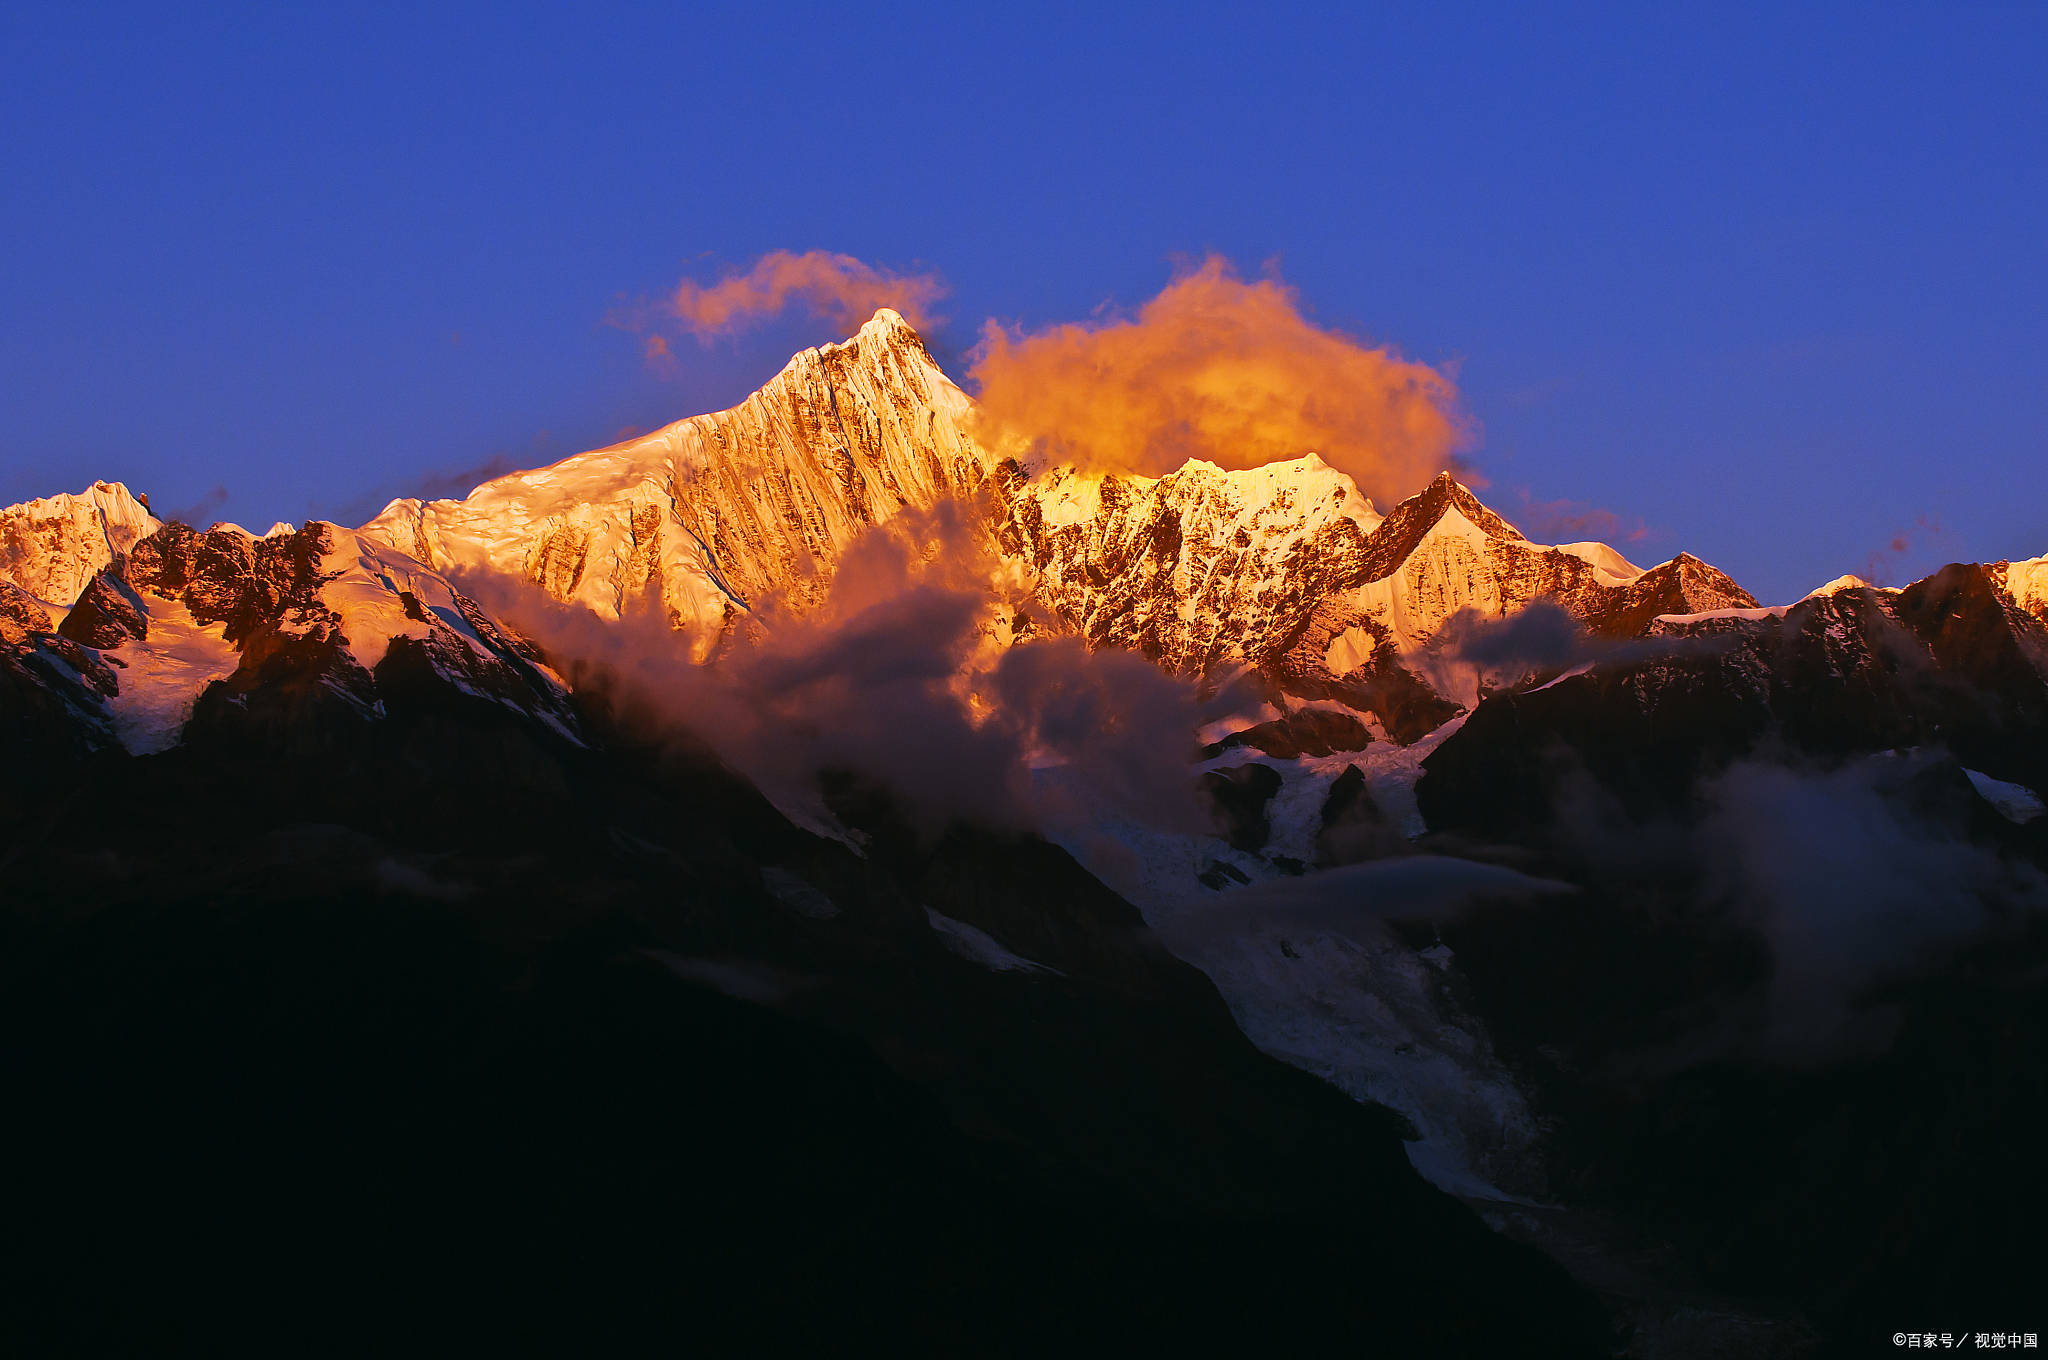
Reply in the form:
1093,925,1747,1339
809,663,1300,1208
965,256,1471,508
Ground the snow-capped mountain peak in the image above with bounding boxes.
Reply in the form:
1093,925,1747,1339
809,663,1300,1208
346,311,1744,739
1804,573,1889,600
0,480,161,613
364,309,993,635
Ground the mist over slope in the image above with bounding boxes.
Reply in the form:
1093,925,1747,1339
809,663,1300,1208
6,311,2048,1355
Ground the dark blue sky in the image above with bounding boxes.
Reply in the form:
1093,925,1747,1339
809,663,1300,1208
5,3,2043,601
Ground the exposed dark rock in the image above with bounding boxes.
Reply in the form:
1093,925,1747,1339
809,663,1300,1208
1201,706,1373,759
1199,761,1284,852
1320,656,1466,744
1198,860,1253,889
1579,553,1758,638
0,675,1603,1355
59,570,150,648
128,520,333,643
1416,749,2048,1354
1317,764,1405,866
995,463,1755,742
1418,571,2048,838
0,640,118,778
0,580,54,642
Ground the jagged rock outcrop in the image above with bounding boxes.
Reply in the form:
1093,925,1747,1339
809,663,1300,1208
1199,761,1285,852
1200,706,1377,760
355,312,1753,736
994,459,1757,731
0,580,121,765
1418,563,2048,836
0,540,1609,1360
990,452,1386,671
4,517,578,756
1316,764,1404,866
9,316,2047,1356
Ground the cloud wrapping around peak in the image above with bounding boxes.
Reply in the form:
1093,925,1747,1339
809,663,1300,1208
667,250,948,340
965,256,1471,507
463,499,1210,841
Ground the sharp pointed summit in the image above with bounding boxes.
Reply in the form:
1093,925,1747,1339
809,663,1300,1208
347,314,1766,738
6,320,2048,1360
0,480,161,613
364,313,993,633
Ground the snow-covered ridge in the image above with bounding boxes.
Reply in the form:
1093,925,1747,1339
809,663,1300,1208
319,524,527,674
0,480,160,611
1966,768,2047,825
0,317,1774,754
2,515,579,755
0,312,1762,759
97,595,240,755
363,309,993,640
995,454,1388,675
1025,452,1381,534
347,311,1701,734
210,520,297,540
1803,573,1892,600
1995,555,2048,624
1653,604,1788,626
1001,460,1728,723
1553,540,1645,587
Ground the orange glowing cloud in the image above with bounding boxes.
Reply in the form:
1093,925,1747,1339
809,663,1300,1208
668,250,948,340
966,256,1470,505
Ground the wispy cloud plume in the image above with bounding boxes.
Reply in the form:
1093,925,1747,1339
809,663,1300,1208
464,499,1209,840
163,484,230,527
329,445,543,527
966,256,1470,507
1512,489,1653,544
664,250,949,341
1698,751,2048,1063
1861,514,1945,585
406,454,519,503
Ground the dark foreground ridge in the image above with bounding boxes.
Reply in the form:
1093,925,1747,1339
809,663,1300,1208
1410,570,2048,1353
0,646,1603,1353
7,493,2048,1354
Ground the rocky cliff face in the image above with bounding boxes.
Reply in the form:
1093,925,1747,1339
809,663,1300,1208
991,452,1388,671
0,517,577,760
994,458,1758,738
365,309,993,647
1399,561,2048,1351
1,533,1606,1360
1418,565,2048,838
9,315,2047,1354
27,315,2028,772
1014,465,1750,663
357,312,1752,732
